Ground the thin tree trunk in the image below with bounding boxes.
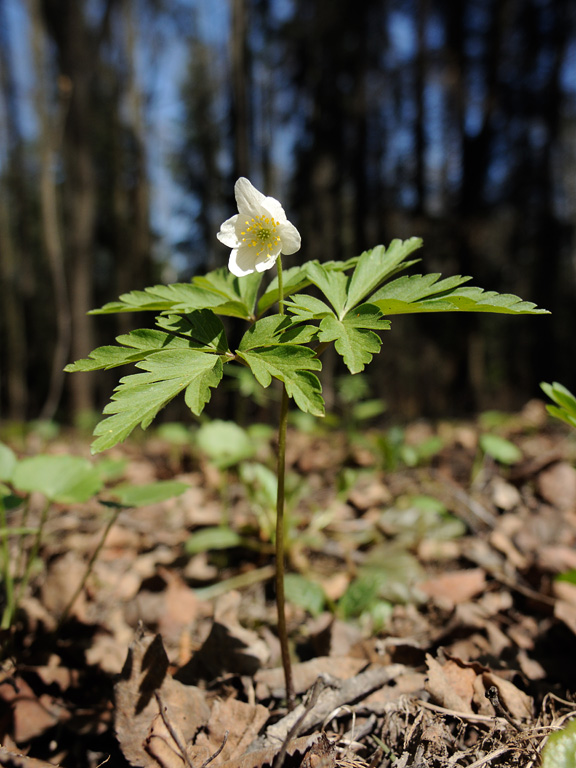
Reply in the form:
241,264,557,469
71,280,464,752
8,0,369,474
231,0,251,179
27,0,72,422
0,0,28,420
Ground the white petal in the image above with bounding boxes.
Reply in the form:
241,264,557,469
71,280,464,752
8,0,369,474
278,221,301,255
262,196,287,222
217,215,240,247
229,245,257,276
254,252,279,272
234,177,267,214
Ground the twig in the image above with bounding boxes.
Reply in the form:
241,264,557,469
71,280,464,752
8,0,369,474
154,691,194,768
201,731,229,768
485,686,523,732
465,745,516,768
416,699,509,727
272,677,325,768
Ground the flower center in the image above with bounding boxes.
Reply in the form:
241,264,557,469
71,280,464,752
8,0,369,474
240,215,281,258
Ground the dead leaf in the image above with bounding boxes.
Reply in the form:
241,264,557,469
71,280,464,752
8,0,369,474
190,698,269,766
537,462,576,510
555,599,576,636
425,655,475,713
481,672,533,721
418,568,486,606
254,656,366,699
0,745,62,768
176,592,269,682
115,630,210,767
0,675,68,744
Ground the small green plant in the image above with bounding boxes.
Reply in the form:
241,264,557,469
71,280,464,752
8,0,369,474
66,176,548,704
541,717,576,768
541,381,576,430
0,441,187,646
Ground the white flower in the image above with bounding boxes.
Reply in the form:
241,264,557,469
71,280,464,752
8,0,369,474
217,177,301,277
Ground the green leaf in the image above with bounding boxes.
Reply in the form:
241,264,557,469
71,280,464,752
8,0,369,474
371,273,549,315
91,269,262,320
238,315,294,350
306,262,349,317
479,434,522,465
344,238,424,311
195,420,255,468
556,569,576,585
65,329,194,372
541,718,576,768
0,443,17,482
193,268,262,319
317,305,390,374
185,527,243,555
284,573,326,616
238,346,324,416
238,314,317,351
155,309,229,353
284,294,335,321
92,350,223,453
12,455,103,503
92,282,225,314
541,382,576,429
257,264,314,316
109,480,188,507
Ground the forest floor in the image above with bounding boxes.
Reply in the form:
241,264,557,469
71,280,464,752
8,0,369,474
2,400,576,768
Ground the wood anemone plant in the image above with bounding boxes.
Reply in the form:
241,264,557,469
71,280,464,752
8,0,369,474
66,177,549,706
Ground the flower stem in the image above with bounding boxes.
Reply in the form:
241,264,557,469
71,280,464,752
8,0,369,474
275,256,294,708
277,257,285,316
275,386,293,707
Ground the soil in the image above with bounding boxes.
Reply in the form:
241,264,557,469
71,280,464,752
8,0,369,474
2,400,576,768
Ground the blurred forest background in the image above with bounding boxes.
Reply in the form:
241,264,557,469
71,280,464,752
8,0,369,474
0,0,575,428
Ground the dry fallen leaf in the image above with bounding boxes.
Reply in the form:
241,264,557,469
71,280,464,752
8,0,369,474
418,568,486,606
115,630,210,767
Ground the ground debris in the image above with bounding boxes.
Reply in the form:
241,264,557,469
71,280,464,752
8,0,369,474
2,414,576,767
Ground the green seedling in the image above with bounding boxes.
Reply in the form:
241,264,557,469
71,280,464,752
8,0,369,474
541,381,576,430
0,441,187,646
541,717,576,768
66,176,549,705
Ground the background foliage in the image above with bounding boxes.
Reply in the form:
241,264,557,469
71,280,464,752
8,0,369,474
0,0,574,425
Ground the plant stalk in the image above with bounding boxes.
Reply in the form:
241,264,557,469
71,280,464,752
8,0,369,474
275,257,294,707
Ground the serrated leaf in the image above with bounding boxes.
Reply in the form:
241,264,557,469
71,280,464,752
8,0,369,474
238,315,317,351
64,345,150,372
238,315,294,350
306,262,349,317
318,304,390,374
238,346,324,416
344,238,423,311
65,329,193,372
193,268,262,319
257,264,314,316
92,350,223,453
12,455,103,503
109,480,188,507
371,273,549,315
284,294,335,321
155,309,229,353
91,282,224,314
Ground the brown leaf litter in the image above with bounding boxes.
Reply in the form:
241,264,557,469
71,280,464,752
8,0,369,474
2,410,576,767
